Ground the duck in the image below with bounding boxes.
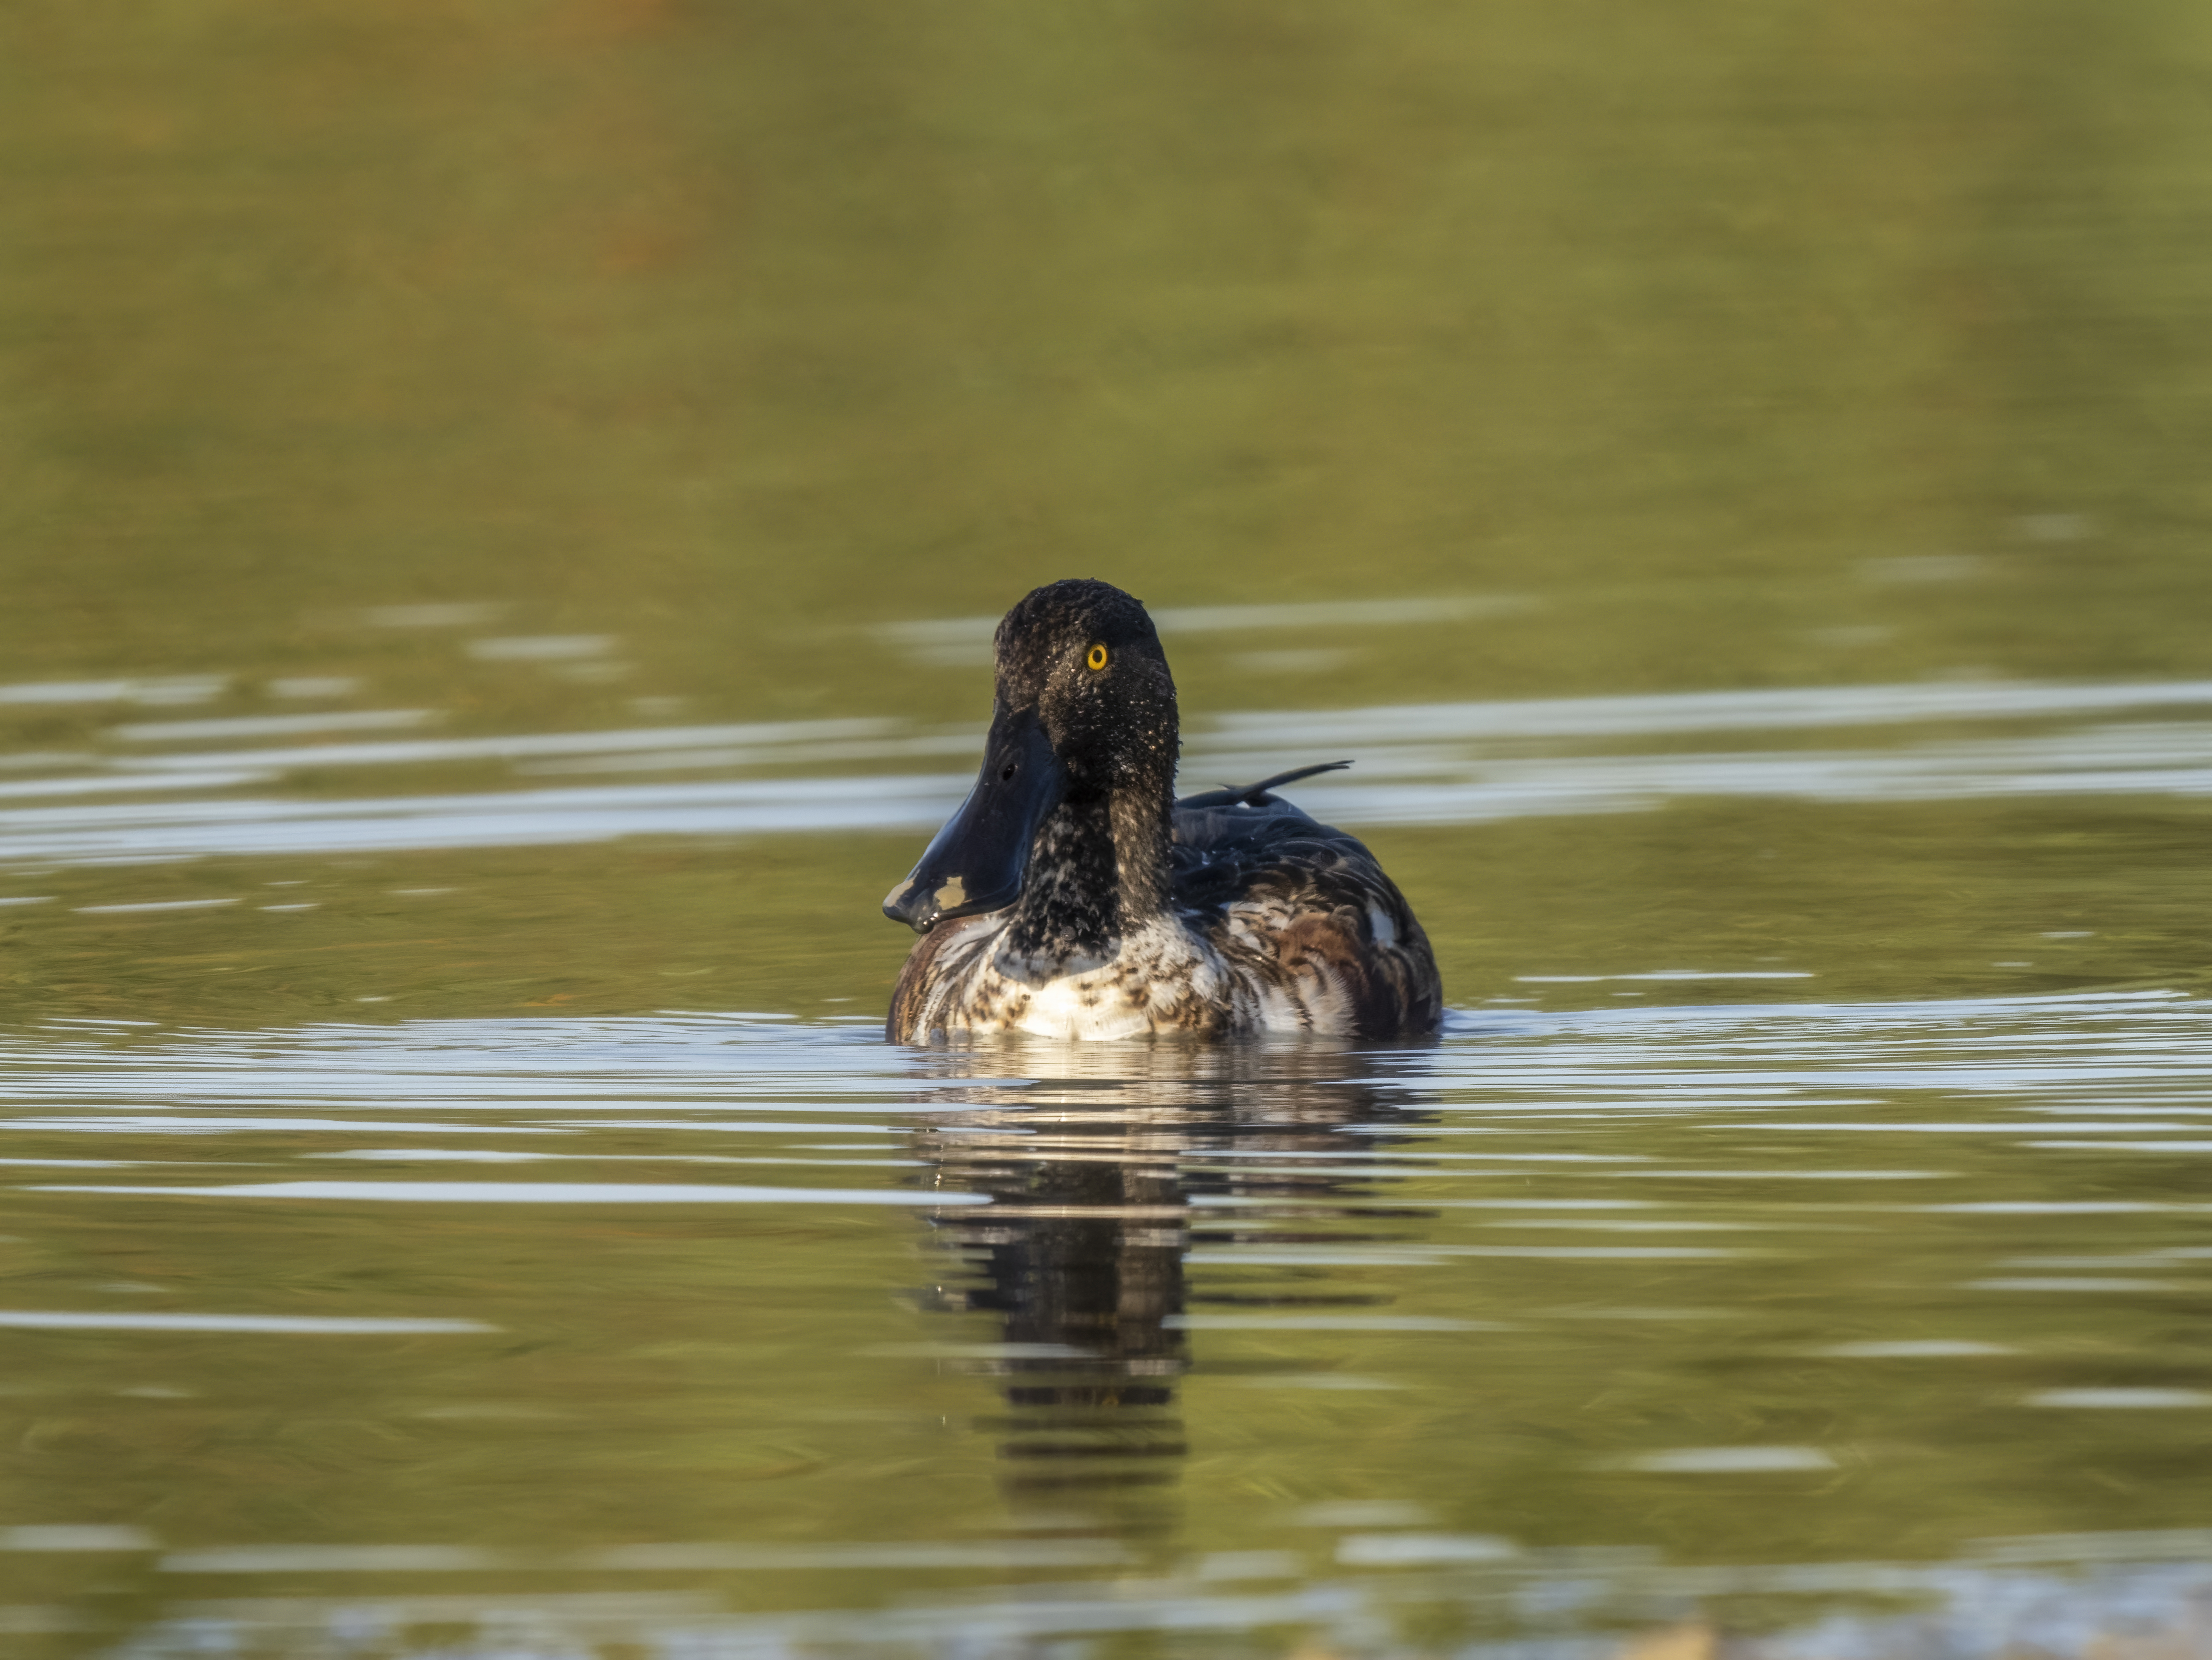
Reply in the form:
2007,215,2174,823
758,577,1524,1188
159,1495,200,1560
882,578,1442,1042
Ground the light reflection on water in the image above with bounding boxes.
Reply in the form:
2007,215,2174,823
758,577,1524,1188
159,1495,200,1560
0,997,2205,1657
2,676,2212,867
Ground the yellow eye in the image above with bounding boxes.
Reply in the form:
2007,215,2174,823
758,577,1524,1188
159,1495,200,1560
1086,643,1109,671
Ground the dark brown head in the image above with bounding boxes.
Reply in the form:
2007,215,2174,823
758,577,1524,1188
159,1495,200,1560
883,579,1180,934
991,579,1179,794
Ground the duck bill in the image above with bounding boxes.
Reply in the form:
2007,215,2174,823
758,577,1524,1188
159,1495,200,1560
882,705,1065,933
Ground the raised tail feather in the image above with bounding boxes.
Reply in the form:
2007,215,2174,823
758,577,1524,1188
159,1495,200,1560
1175,760,1352,810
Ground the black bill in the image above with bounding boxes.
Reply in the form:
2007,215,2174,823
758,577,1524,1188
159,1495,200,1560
882,704,1065,933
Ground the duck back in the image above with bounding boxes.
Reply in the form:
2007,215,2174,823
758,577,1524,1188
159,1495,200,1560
1169,789,1442,1039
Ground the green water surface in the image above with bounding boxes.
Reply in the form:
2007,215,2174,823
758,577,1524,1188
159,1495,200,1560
1,6,2210,1656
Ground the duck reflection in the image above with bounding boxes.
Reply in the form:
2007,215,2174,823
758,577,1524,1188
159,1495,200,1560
904,1039,1434,1499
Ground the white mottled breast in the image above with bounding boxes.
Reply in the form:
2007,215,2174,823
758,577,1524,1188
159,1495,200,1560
1008,974,1160,1040
900,908,1393,1039
910,917,1247,1039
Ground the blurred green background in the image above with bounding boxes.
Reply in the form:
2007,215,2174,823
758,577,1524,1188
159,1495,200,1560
2,0,2210,1023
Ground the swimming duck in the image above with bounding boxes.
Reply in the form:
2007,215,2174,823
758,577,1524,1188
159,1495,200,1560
882,579,1442,1041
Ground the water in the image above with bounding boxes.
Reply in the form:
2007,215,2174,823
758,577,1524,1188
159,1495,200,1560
4,1005,2210,1656
7,3,2212,1655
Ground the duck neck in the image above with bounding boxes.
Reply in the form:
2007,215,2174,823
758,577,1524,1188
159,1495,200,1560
1006,777,1174,963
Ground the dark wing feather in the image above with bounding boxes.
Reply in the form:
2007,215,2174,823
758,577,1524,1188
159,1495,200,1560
1170,789,1442,1039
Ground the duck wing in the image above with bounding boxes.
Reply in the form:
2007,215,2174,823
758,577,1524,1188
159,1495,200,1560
1170,770,1442,1038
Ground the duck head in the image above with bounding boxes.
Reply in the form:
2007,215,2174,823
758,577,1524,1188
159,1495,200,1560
883,579,1179,937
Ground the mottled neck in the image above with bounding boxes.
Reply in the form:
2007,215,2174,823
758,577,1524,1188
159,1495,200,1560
1006,780,1174,962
